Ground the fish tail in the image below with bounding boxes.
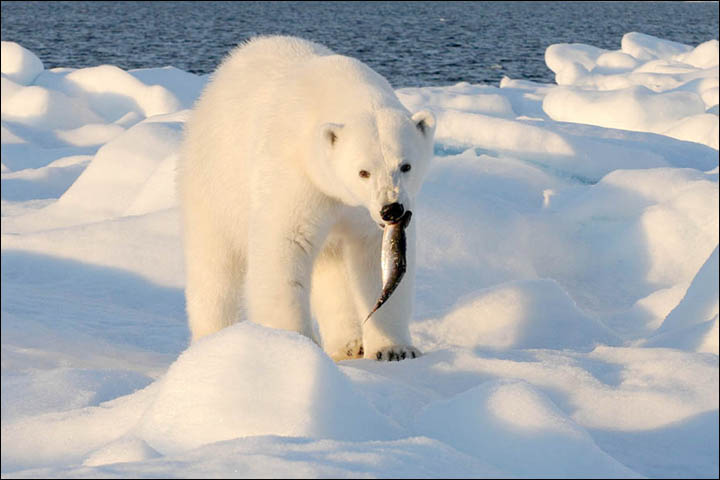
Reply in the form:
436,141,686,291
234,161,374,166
363,299,384,325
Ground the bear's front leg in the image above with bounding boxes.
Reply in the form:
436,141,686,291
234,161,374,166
245,196,337,343
344,223,421,361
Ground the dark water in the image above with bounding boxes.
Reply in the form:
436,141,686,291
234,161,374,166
1,1,718,88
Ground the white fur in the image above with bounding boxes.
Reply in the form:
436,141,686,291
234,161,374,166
177,36,436,361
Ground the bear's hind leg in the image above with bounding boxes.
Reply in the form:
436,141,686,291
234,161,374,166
311,244,363,361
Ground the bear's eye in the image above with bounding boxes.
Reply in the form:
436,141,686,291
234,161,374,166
359,170,370,179
400,164,411,173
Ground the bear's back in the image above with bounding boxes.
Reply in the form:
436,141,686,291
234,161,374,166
220,35,334,78
180,35,407,204
220,36,398,111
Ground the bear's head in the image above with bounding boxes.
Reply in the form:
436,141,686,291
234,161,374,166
313,107,436,227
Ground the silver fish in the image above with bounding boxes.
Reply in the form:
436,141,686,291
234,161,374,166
364,210,412,323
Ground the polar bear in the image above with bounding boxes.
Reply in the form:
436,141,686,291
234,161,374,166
177,36,436,361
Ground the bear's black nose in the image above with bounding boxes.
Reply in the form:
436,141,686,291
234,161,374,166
380,202,404,223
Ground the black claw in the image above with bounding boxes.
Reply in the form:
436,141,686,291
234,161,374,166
376,351,382,360
358,346,364,356
401,351,407,360
411,351,416,358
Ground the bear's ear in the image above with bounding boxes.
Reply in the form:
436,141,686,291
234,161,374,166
321,123,344,147
411,110,436,137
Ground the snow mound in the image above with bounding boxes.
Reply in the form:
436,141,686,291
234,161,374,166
137,322,401,454
3,120,183,231
621,32,694,62
545,42,607,82
646,246,719,354
1,41,44,85
676,39,720,69
56,121,181,219
541,32,719,149
415,380,640,478
0,323,401,470
414,279,618,351
577,346,719,431
59,65,182,121
1,82,105,129
129,66,208,110
543,86,706,134
55,123,125,147
397,83,516,118
82,436,161,467
0,154,91,201
536,167,718,319
662,112,719,150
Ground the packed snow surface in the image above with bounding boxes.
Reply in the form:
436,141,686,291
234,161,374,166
1,32,718,478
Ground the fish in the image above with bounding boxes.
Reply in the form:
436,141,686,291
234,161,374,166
364,210,412,324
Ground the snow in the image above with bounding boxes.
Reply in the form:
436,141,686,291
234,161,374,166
0,41,44,85
1,32,718,478
415,380,640,478
541,33,719,149
543,86,707,134
412,279,619,351
646,246,719,354
139,323,404,454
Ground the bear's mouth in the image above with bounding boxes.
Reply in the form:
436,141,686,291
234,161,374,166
377,217,408,230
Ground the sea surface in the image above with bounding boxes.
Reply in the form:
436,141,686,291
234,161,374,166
1,1,719,87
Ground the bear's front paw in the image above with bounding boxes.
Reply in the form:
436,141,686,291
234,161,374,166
372,345,421,362
329,338,364,361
